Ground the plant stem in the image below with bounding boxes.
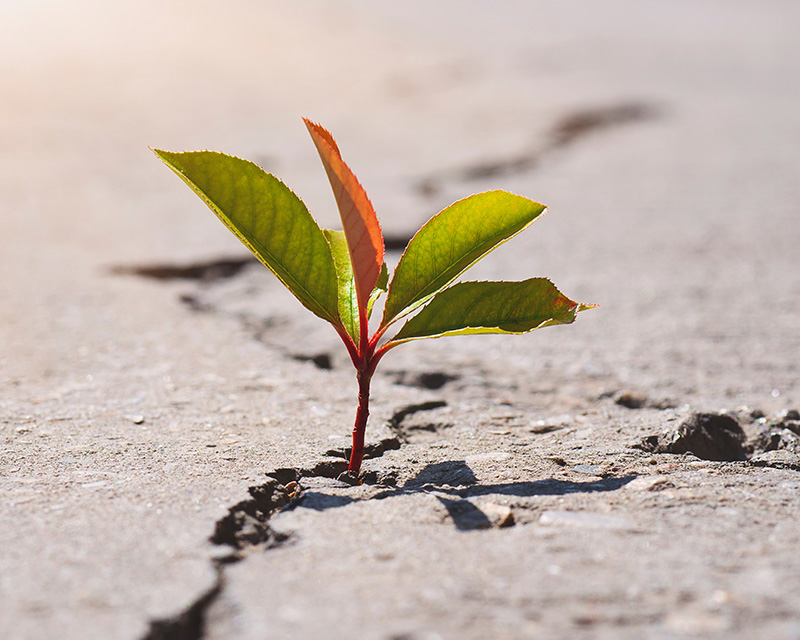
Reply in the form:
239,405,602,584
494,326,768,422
348,367,372,473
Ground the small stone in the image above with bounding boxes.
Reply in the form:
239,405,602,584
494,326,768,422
625,475,672,492
750,450,800,471
440,498,513,530
482,503,515,528
284,481,299,496
130,415,145,424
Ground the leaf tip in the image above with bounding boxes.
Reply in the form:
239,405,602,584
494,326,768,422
303,117,341,156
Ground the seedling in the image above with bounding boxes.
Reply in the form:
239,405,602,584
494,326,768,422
154,119,593,475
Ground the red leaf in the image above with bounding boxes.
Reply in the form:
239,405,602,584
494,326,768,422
304,118,384,312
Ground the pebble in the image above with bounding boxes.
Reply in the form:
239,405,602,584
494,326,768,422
284,481,300,497
482,503,515,528
625,475,672,492
750,450,800,471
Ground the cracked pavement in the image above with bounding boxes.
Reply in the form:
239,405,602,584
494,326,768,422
2,1,800,638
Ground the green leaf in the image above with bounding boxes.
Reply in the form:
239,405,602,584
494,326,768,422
390,279,593,344
367,262,389,320
382,191,546,327
154,149,340,325
324,229,359,344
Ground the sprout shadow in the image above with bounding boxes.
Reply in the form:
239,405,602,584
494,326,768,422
385,460,636,500
297,459,637,532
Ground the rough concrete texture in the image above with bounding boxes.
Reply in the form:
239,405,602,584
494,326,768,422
2,1,799,639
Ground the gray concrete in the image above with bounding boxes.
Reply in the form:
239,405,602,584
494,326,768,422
2,1,799,638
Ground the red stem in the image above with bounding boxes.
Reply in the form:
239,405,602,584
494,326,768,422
346,313,403,474
347,367,372,473
346,303,373,474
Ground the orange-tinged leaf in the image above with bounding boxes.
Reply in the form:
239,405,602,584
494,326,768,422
304,118,384,312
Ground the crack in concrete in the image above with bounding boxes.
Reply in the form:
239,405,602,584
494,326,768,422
210,479,297,554
416,102,659,198
138,402,447,640
111,256,255,283
387,370,459,390
387,400,449,442
142,567,224,640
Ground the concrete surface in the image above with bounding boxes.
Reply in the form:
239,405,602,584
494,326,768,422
1,1,799,639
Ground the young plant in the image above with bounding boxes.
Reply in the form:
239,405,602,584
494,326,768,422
154,119,593,475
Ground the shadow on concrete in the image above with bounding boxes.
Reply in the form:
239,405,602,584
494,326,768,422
297,460,637,530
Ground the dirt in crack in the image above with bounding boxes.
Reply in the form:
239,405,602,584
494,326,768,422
210,479,297,553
